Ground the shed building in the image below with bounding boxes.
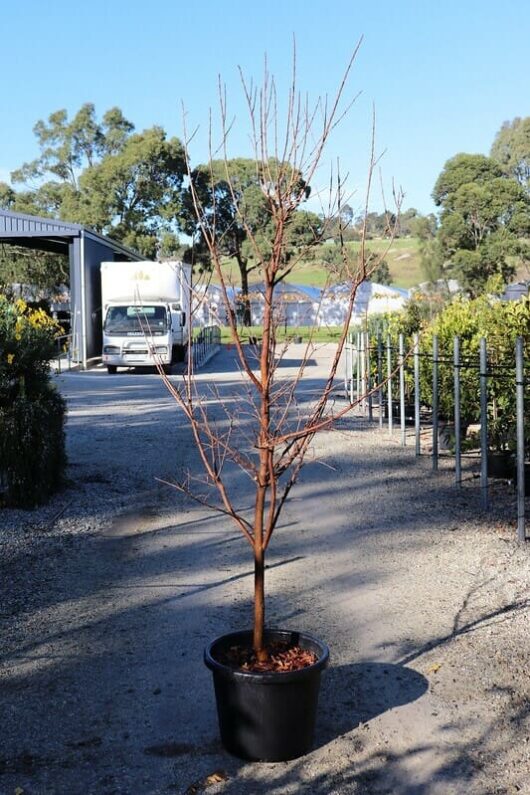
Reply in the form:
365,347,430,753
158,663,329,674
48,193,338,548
0,209,142,367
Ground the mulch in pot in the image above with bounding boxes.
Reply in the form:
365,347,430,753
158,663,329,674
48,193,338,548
217,640,317,673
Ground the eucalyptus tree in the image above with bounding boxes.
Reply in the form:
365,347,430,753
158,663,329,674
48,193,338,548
7,104,186,259
491,116,530,192
432,153,530,295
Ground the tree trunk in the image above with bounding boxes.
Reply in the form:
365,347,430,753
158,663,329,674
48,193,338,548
252,276,273,661
238,257,252,327
253,539,266,660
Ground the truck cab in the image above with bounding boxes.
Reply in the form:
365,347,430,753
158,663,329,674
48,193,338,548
100,261,190,374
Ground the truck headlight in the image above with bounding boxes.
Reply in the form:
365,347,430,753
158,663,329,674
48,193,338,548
104,346,120,354
154,346,168,355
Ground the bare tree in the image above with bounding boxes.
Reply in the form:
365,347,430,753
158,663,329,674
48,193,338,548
159,46,400,663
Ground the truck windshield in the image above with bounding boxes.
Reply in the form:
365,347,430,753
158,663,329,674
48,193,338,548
104,306,167,336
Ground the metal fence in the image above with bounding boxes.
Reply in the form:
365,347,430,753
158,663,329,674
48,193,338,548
53,333,76,373
192,325,222,369
344,331,529,542
51,328,222,373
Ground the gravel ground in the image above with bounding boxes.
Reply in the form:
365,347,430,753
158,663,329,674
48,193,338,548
1,344,530,795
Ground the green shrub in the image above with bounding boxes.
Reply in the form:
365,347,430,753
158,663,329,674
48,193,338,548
367,293,530,453
416,296,530,451
364,292,450,405
419,297,483,423
419,296,530,429
0,296,66,507
0,386,66,507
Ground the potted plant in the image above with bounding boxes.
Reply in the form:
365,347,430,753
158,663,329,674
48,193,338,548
160,48,397,761
487,401,515,478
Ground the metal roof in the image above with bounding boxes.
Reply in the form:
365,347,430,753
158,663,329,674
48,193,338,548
0,208,141,260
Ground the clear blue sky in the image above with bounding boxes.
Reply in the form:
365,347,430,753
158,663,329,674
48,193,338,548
1,0,529,217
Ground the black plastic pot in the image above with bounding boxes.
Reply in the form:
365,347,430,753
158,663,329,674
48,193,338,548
487,450,514,479
204,628,329,761
513,461,530,490
386,400,415,425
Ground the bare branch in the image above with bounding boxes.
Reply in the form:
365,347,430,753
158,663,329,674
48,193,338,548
167,44,404,657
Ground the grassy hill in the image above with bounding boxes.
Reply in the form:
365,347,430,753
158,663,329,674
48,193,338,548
212,237,423,291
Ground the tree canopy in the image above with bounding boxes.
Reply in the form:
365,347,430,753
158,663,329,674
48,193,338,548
69,126,185,257
432,153,505,208
2,114,325,303
4,104,186,260
430,153,530,295
491,116,530,192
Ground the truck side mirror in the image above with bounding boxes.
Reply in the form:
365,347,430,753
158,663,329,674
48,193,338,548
181,313,186,327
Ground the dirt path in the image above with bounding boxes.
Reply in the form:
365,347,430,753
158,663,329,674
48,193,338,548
1,345,529,794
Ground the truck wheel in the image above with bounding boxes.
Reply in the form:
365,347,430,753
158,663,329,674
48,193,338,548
107,365,118,374
172,345,185,363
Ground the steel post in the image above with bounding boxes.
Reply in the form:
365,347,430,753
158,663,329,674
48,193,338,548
360,332,366,415
516,336,526,541
454,336,461,487
432,335,438,471
480,337,489,510
414,333,420,456
399,333,406,446
350,332,355,405
377,332,383,429
387,334,393,435
432,335,439,471
344,332,349,399
367,332,373,421
356,331,361,405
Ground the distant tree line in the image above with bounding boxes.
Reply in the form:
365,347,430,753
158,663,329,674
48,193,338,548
0,104,186,294
323,205,427,242
0,104,322,324
3,104,530,306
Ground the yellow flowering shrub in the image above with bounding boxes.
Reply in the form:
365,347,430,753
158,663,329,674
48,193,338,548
0,294,62,399
0,294,66,507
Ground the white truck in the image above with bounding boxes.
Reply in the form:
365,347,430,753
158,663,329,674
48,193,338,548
101,260,191,374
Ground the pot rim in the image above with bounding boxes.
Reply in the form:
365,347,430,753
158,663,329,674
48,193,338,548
204,628,329,684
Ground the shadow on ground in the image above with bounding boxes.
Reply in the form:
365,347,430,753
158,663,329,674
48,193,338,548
317,661,428,748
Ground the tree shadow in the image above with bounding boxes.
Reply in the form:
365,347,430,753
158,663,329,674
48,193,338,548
316,661,428,747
